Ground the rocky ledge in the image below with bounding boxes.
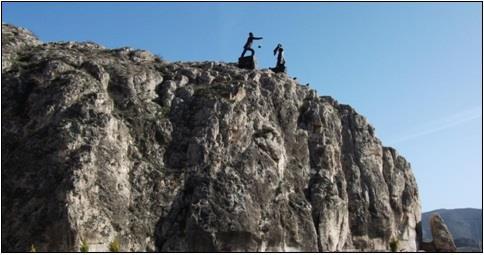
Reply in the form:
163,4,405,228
2,24,421,252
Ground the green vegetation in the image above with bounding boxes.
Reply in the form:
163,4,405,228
158,106,170,118
108,239,120,252
80,240,89,252
389,238,399,252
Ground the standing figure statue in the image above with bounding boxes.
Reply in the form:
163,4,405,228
240,32,263,57
272,43,286,73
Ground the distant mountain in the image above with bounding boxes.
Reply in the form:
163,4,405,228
422,208,482,252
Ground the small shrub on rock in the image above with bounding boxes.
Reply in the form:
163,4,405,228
390,238,399,252
80,240,89,252
108,239,120,252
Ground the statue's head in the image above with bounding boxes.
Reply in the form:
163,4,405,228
249,32,253,36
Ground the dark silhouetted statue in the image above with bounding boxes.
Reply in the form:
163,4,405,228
271,43,286,73
238,32,263,70
240,32,263,57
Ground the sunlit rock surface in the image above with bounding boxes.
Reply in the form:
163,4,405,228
2,24,421,252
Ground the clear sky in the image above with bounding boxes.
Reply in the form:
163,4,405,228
2,2,482,212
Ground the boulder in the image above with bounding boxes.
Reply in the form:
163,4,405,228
430,214,457,252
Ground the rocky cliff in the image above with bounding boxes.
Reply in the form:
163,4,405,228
1,24,421,252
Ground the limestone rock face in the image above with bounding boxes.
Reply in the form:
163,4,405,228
2,24,421,252
430,214,457,252
1,23,41,71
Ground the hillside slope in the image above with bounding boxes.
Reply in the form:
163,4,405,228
2,24,421,252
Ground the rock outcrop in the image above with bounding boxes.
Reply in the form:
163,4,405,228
419,213,458,252
422,208,482,252
429,214,457,252
1,24,421,252
1,23,41,71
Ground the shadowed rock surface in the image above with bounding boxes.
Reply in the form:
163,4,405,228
2,24,421,252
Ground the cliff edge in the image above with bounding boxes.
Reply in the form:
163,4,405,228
1,24,421,252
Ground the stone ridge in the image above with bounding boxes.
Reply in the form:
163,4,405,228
1,24,421,252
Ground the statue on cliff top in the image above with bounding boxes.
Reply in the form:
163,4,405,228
271,43,286,73
240,32,263,58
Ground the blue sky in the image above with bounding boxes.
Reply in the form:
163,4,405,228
2,2,482,212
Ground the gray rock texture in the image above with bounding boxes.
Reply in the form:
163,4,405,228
2,24,421,252
1,23,41,71
429,214,457,252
